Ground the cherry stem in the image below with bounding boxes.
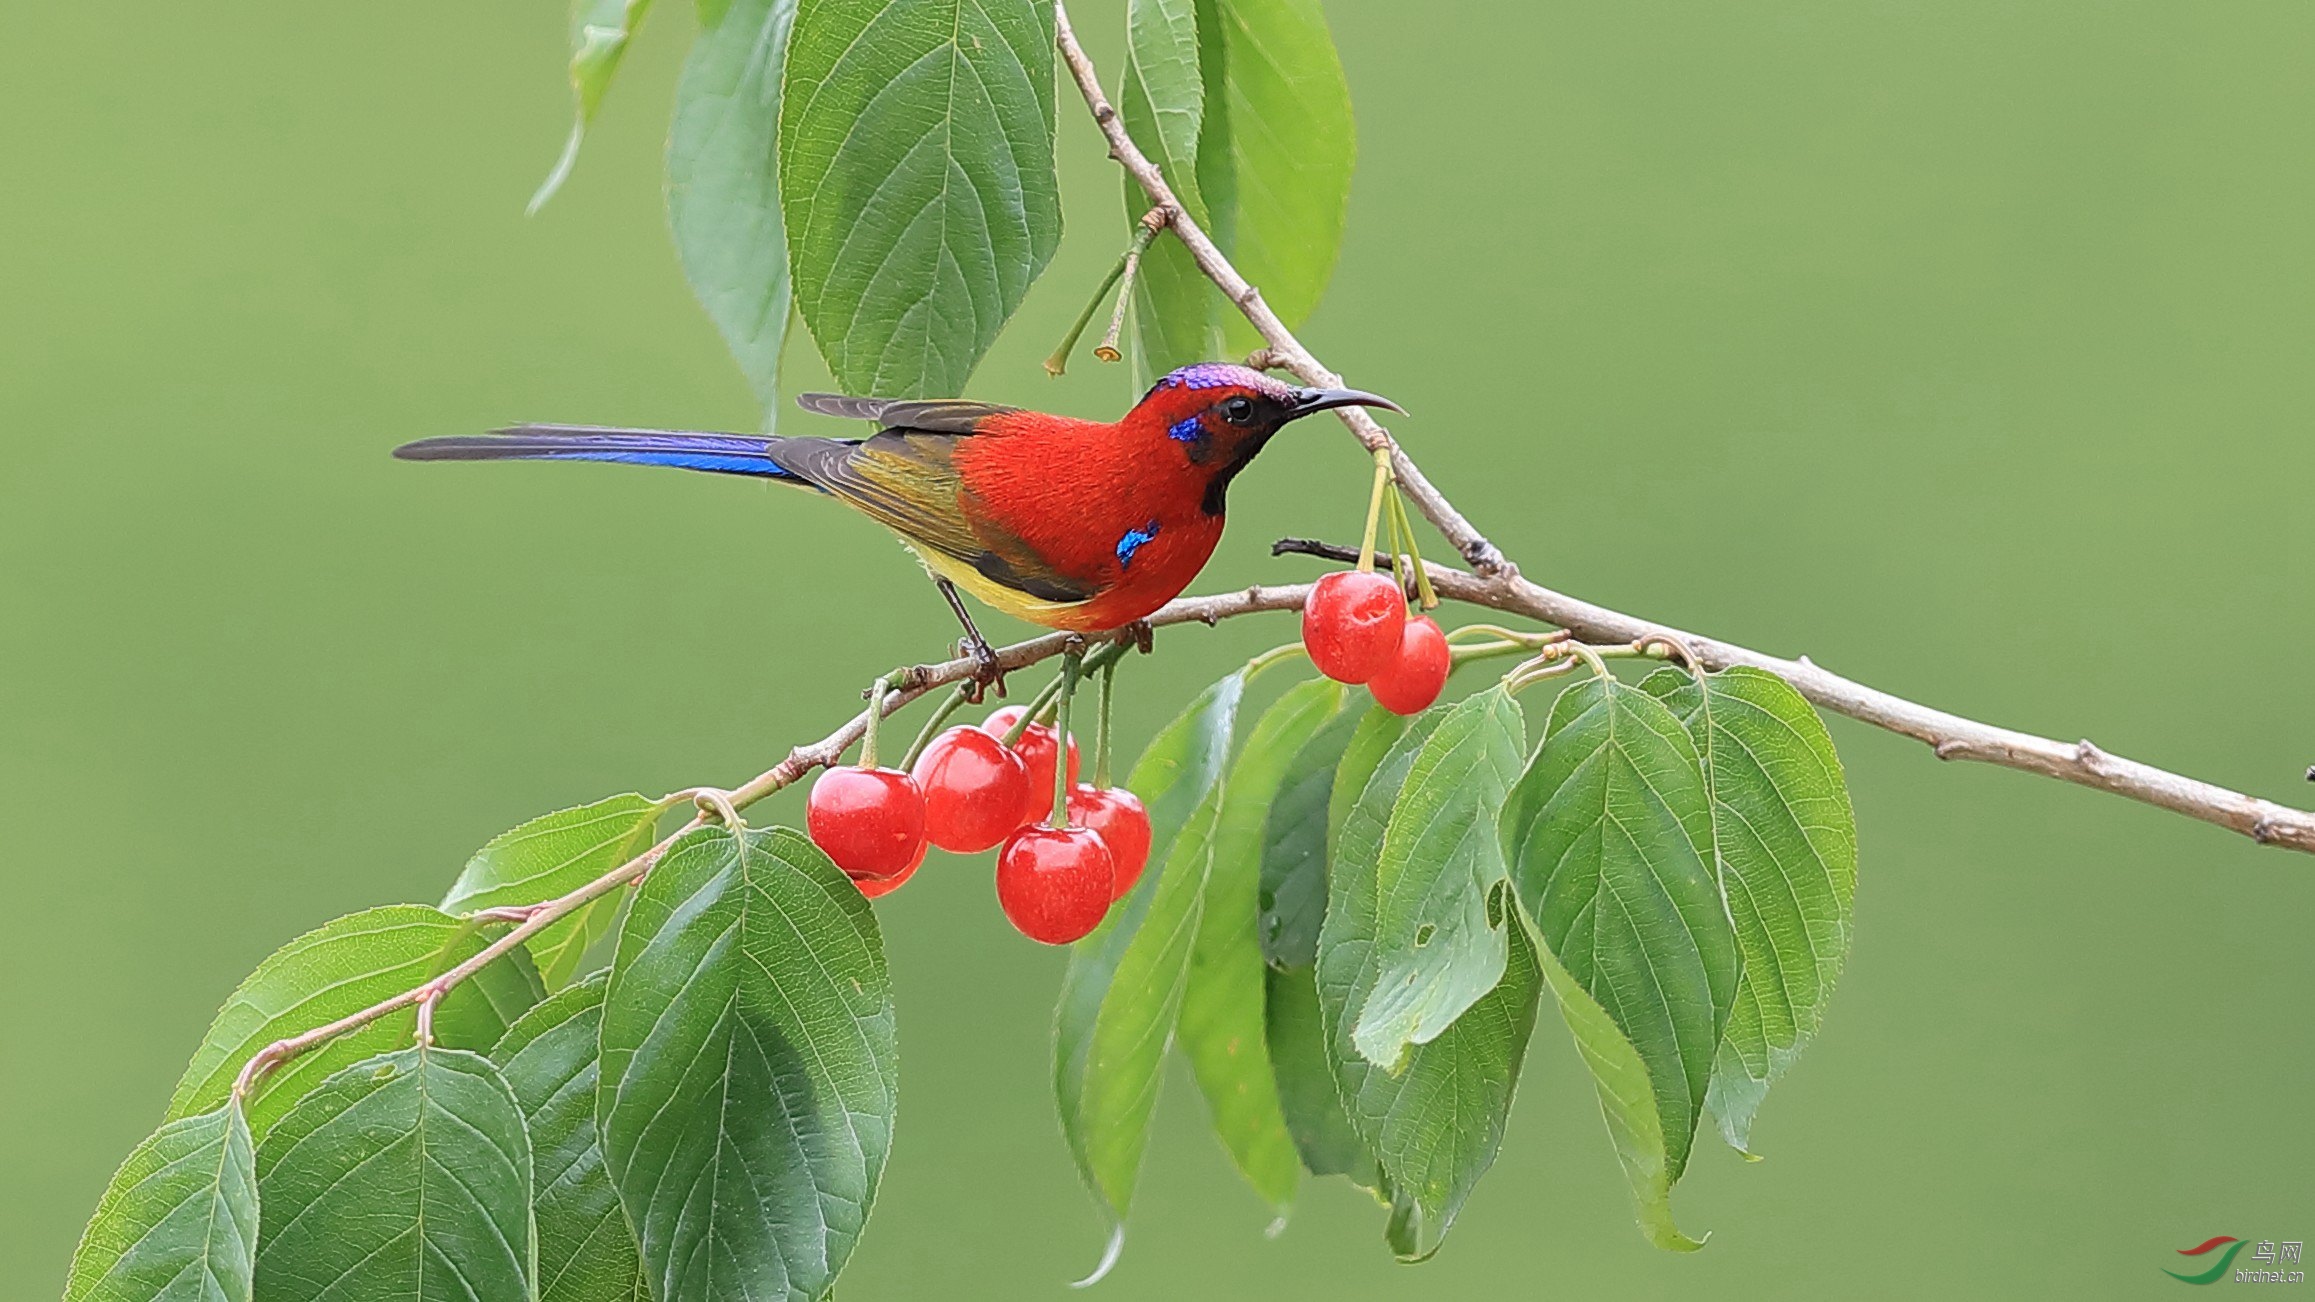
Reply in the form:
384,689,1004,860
1094,659,1117,791
1051,647,1084,827
1355,446,1392,572
861,676,890,769
1045,208,1168,375
1009,639,1132,742
899,683,975,771
1095,217,1165,363
1388,486,1439,610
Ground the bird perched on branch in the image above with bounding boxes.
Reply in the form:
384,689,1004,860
395,362,1398,687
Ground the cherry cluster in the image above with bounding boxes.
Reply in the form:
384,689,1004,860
805,703,1150,945
1301,569,1449,711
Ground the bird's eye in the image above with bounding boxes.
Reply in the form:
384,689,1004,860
1220,396,1257,425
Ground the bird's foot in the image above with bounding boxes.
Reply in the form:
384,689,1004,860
1116,620,1155,655
959,636,1007,704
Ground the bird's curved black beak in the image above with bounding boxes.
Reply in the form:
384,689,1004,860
1285,386,1405,419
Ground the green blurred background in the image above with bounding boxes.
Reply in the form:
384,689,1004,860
5,1,2309,1295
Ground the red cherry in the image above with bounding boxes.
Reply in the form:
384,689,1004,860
1068,785,1154,899
1368,615,1452,715
912,726,1033,853
806,766,927,881
983,706,1080,825
1302,570,1408,683
995,825,1115,944
854,840,928,899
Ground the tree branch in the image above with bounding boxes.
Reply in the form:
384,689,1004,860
1051,0,2315,857
225,584,1328,1095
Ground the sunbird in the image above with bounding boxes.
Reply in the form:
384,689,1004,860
394,362,1398,680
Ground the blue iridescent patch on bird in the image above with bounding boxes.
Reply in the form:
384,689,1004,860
1167,415,1205,443
1115,519,1161,567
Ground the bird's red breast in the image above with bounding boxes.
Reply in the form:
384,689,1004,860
952,407,1228,631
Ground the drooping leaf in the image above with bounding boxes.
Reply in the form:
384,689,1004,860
1350,686,1526,1069
598,825,896,1302
1529,938,1704,1252
493,974,645,1302
1179,677,1340,1216
1120,0,1219,381
670,0,801,420
1262,964,1373,1184
440,794,664,989
1258,699,1361,969
252,1046,533,1301
1639,666,1858,1154
64,1102,257,1302
1315,705,1541,1261
167,906,543,1140
778,0,1061,398
1192,0,1355,350
1504,676,1740,1249
1054,671,1244,1275
529,0,656,213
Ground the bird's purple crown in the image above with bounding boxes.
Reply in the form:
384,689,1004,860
1147,362,1289,398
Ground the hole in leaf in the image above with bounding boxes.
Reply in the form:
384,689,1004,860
1414,923,1436,948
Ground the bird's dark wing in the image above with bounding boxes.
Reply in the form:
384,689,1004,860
765,432,1094,603
794,393,1020,435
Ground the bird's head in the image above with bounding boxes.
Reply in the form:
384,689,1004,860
1125,362,1402,514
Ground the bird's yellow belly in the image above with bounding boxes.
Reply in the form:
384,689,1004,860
907,545,1101,632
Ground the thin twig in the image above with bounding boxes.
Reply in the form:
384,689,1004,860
1052,1,1505,576
1053,1,2315,857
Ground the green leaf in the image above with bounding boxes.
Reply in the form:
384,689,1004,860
1639,665,1859,1154
1324,706,1410,856
778,0,1061,398
493,974,646,1302
253,1046,534,1301
1315,705,1541,1261
670,0,801,420
1180,677,1341,1216
1120,0,1219,381
1257,697,1361,969
64,1102,257,1302
1261,964,1373,1184
167,906,543,1140
1054,671,1244,1276
1192,0,1355,349
440,795,663,989
529,0,656,213
1529,939,1705,1252
1350,686,1526,1070
598,825,896,1302
1504,676,1740,1249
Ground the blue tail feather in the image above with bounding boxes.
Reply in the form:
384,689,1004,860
393,425,800,481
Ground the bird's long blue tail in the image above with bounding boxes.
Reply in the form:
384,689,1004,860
393,424,799,480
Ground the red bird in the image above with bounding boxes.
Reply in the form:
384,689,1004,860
395,362,1397,676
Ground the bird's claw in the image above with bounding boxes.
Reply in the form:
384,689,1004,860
1119,620,1155,655
960,638,1007,704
